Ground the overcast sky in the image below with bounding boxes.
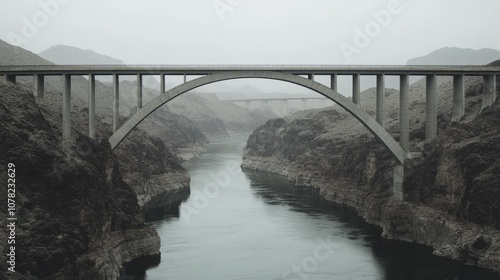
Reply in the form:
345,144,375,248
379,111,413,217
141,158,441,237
2,0,500,64
1,0,500,94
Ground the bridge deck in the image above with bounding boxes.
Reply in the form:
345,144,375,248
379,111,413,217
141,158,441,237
224,97,328,102
1,65,500,76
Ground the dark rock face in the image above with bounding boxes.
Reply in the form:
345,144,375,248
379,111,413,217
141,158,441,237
242,72,500,272
0,39,195,208
404,101,500,227
114,127,191,207
137,109,209,161
0,81,160,279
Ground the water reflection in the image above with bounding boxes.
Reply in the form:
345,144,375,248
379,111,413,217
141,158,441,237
244,169,500,280
127,137,500,280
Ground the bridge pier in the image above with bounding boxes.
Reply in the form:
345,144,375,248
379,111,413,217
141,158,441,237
62,74,71,140
353,74,360,106
426,74,437,143
330,74,337,92
376,74,385,127
33,74,44,98
482,74,496,110
88,74,96,139
282,100,289,116
393,165,404,201
160,73,166,93
308,74,314,81
452,74,465,122
399,74,410,152
496,74,499,104
113,74,119,132
5,74,16,84
394,74,410,202
137,74,143,111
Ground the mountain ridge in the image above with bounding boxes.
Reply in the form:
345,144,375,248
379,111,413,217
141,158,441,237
39,44,125,65
407,47,500,65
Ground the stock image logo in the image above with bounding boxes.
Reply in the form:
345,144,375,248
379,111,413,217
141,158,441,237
340,0,403,62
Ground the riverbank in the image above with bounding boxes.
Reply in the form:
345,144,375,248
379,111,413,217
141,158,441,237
241,79,500,273
136,137,500,279
242,154,500,274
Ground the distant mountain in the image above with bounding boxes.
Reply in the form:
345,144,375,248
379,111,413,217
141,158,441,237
39,45,124,65
407,47,500,65
39,45,143,83
0,39,53,65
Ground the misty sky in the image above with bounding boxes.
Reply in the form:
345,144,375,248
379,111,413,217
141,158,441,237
2,0,500,64
1,0,500,94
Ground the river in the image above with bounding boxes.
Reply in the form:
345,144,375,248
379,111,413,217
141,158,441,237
132,135,499,280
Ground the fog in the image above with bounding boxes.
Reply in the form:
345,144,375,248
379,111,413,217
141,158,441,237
1,0,499,95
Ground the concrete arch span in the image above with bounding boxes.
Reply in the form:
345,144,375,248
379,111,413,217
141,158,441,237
108,71,407,164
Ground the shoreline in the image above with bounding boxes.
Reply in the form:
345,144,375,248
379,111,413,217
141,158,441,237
241,157,500,274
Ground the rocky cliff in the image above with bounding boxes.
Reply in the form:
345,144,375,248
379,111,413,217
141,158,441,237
0,80,160,279
0,39,195,209
0,40,197,278
242,66,500,272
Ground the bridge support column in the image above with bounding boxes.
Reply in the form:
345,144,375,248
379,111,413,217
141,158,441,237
160,73,165,93
495,74,498,104
376,74,385,127
308,74,314,81
88,74,96,139
425,74,437,143
330,74,337,92
353,74,360,106
5,75,16,84
393,165,404,201
137,74,143,111
282,100,289,116
451,74,465,122
33,74,44,98
62,74,71,141
113,74,119,132
184,74,187,83
481,74,496,110
399,74,410,152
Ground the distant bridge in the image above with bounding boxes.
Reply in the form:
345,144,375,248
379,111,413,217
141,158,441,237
223,97,330,114
1,65,499,200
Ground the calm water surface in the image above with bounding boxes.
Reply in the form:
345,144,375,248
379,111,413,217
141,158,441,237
136,136,499,280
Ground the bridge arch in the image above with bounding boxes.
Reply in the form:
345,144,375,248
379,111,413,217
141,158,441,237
109,71,407,164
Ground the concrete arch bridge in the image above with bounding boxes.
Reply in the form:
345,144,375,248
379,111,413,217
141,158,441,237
1,65,499,200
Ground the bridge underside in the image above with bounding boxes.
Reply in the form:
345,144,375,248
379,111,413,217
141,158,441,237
108,71,407,164
2,65,499,201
